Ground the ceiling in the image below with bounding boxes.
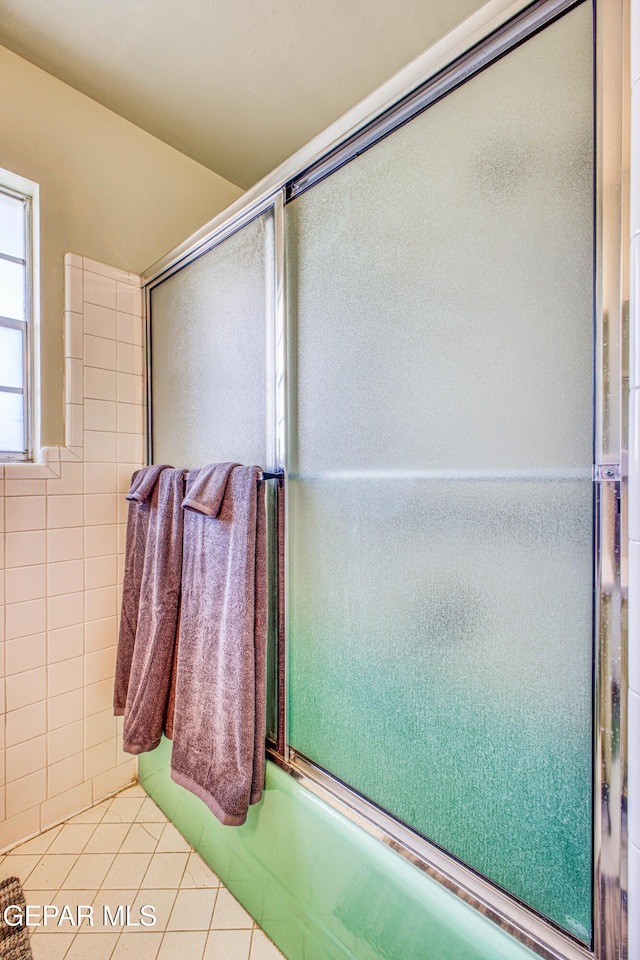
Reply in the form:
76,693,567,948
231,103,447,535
0,0,486,189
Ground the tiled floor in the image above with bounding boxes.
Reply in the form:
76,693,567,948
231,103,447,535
0,783,285,960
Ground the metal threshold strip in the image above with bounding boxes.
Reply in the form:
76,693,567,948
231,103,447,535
267,748,593,960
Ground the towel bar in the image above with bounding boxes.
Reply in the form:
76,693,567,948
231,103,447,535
259,471,284,481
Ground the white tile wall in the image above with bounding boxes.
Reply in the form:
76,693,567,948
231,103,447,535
630,0,640,953
0,254,145,850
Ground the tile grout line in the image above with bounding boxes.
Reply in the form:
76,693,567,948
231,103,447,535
3,788,282,959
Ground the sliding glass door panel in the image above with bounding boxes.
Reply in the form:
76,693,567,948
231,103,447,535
150,212,271,468
149,211,278,738
287,6,593,478
287,1,594,939
288,478,593,937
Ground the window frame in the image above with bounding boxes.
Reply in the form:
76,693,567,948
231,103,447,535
0,170,39,462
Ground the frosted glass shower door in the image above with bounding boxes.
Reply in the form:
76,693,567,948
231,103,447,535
148,210,278,735
149,212,272,469
287,1,594,941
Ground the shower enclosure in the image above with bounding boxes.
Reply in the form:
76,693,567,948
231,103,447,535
139,0,628,957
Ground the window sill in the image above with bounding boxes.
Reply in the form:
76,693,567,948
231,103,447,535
0,444,80,480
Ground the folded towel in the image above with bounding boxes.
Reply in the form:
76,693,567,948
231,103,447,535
170,463,267,826
114,464,170,715
120,468,187,754
126,465,169,503
182,461,238,516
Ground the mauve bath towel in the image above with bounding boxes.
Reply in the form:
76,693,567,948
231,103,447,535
170,463,267,826
119,468,187,754
163,598,181,741
113,464,169,715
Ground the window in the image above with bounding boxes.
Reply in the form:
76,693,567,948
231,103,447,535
0,170,38,460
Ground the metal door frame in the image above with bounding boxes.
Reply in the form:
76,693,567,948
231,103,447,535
142,1,629,955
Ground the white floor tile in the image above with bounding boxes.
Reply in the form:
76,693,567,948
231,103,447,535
204,928,252,960
167,888,218,931
120,824,160,854
68,802,110,824
102,853,153,889
181,852,220,889
117,785,148,799
2,784,283,960
134,798,168,824
142,853,188,889
30,924,74,938
156,823,191,853
27,854,77,890
123,889,178,933
29,926,72,938
8,826,62,856
103,798,145,823
64,853,115,889
142,823,164,840
30,931,76,959
64,931,120,960
1,853,43,883
111,931,164,959
30,889,99,934
20,889,53,907
250,930,287,959
157,930,208,960
47,823,95,855
84,822,130,854
211,889,254,930
89,888,140,932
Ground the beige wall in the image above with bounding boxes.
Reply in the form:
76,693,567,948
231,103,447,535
0,44,242,446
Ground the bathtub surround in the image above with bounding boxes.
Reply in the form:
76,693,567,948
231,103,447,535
115,467,186,754
171,464,267,826
0,253,146,851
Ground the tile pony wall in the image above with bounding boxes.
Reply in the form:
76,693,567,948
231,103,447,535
0,253,146,850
